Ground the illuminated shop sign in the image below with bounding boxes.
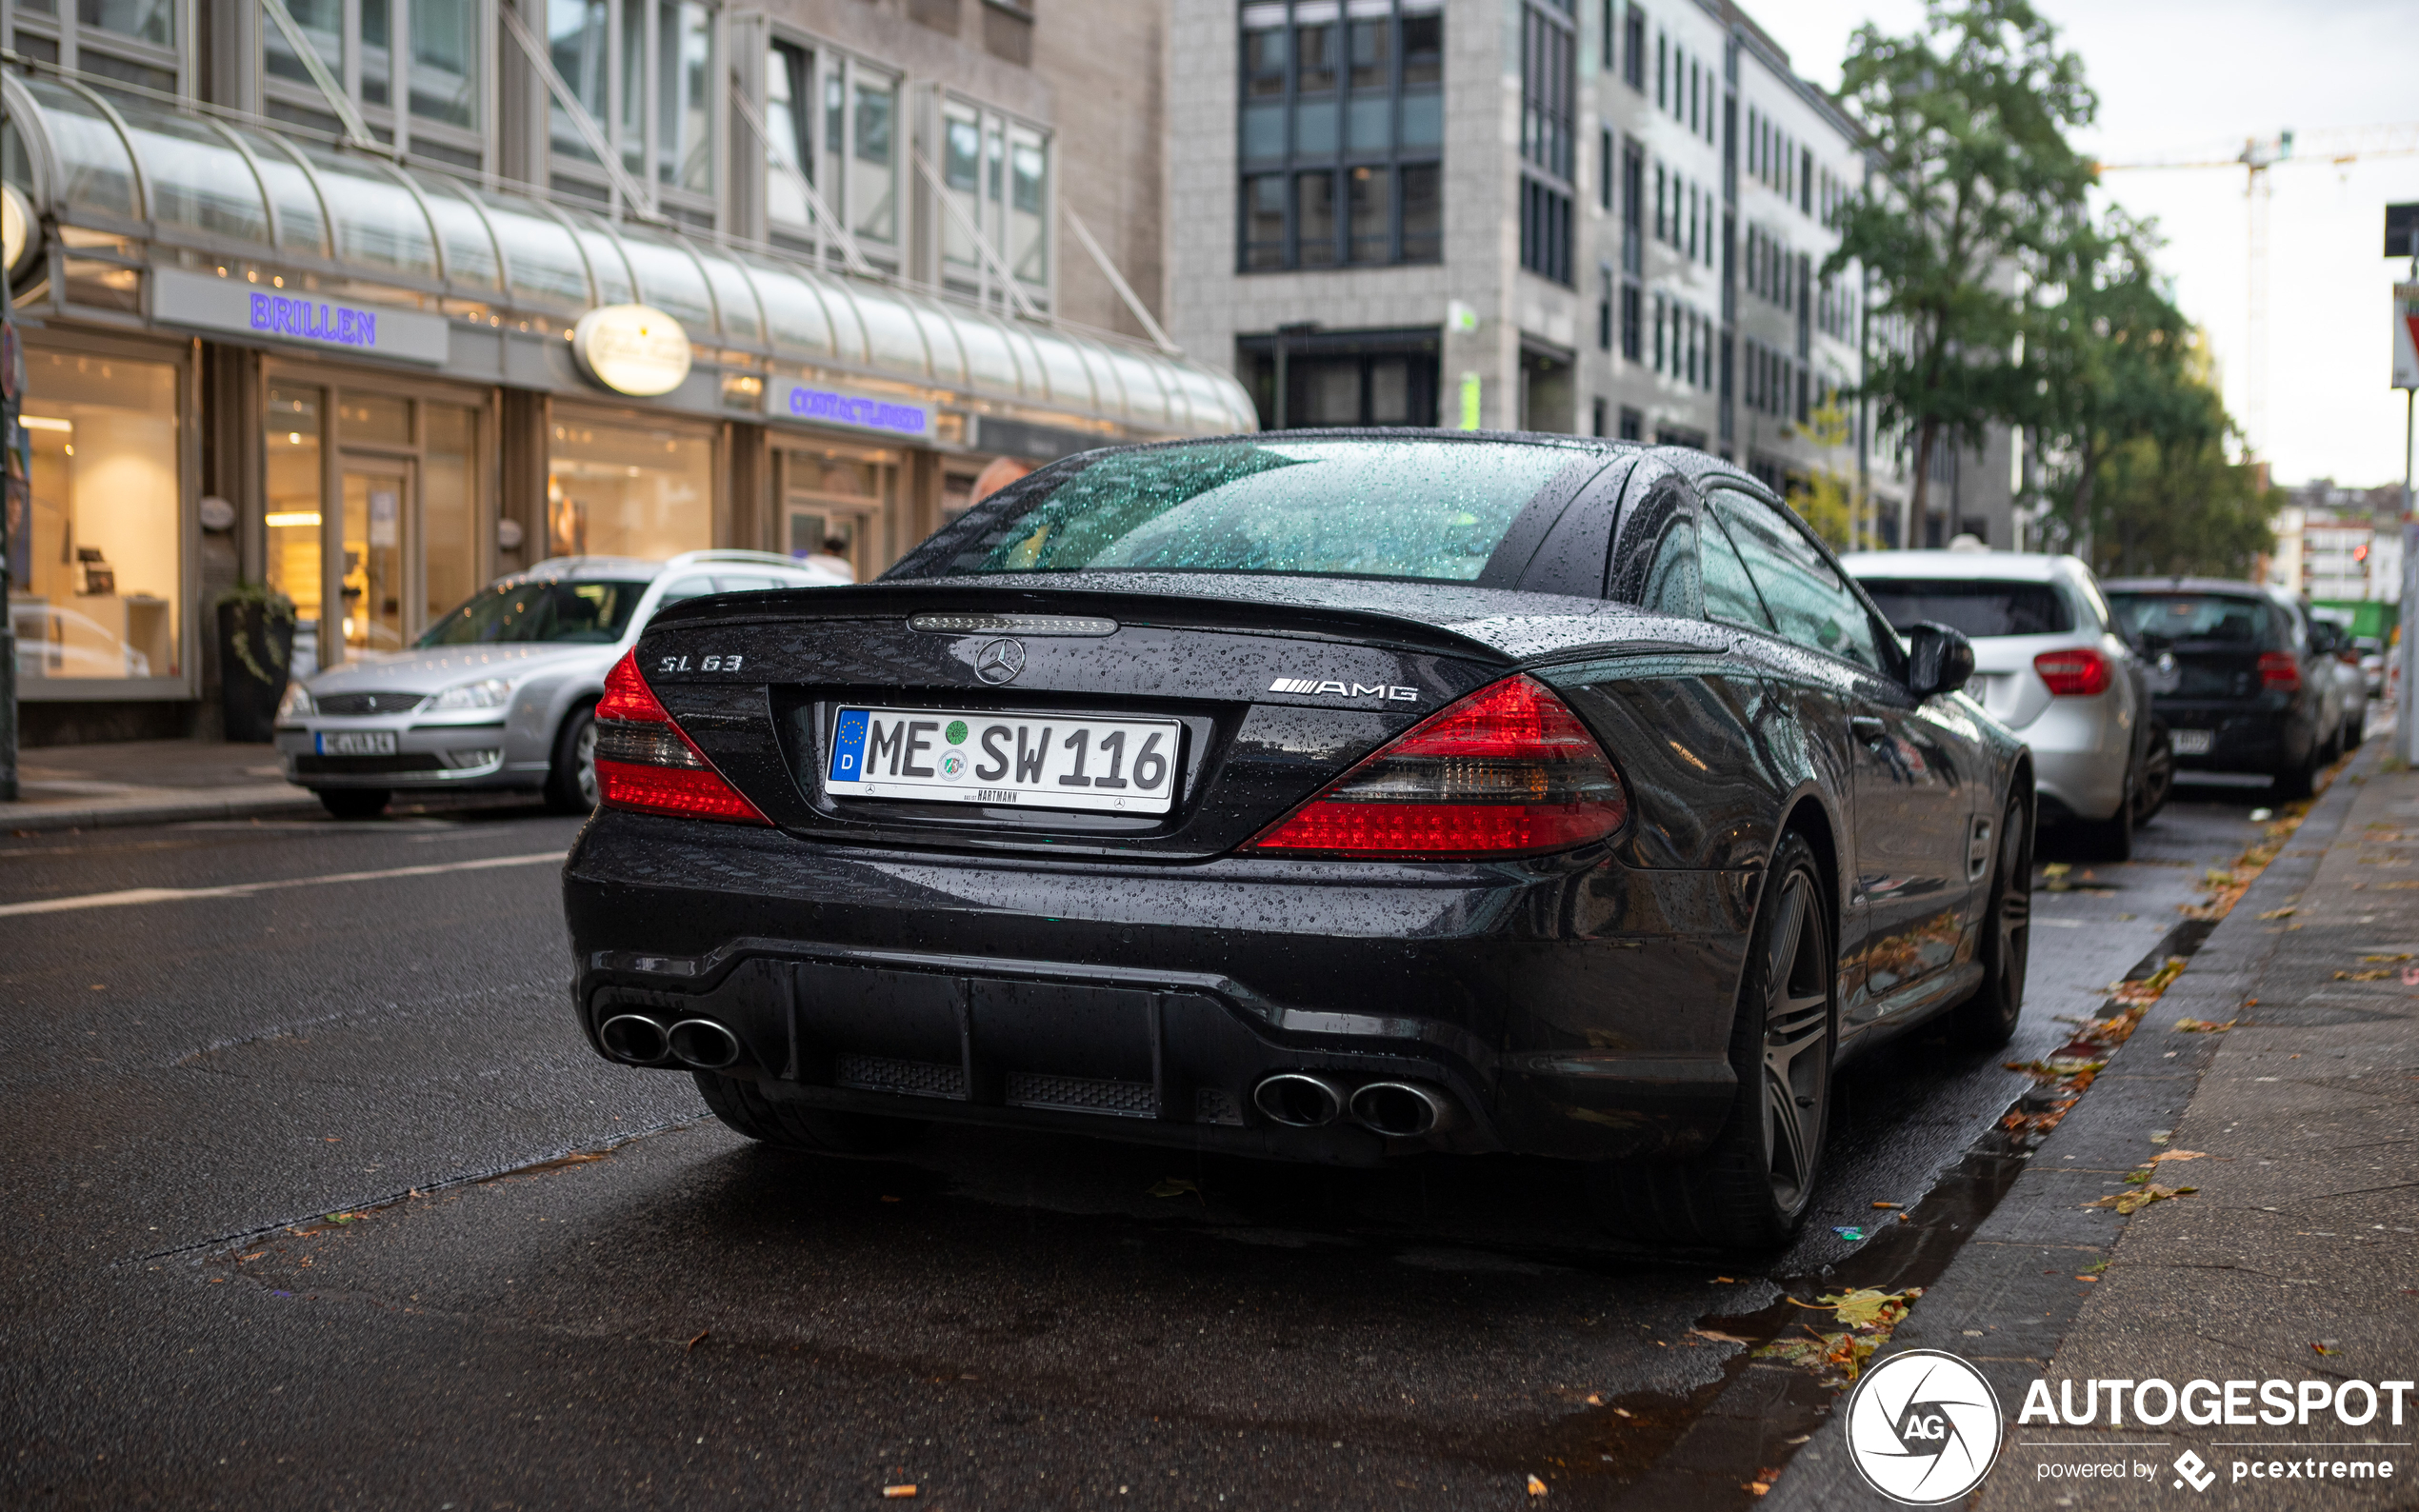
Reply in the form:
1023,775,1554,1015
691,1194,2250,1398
767,380,932,438
151,267,450,365
572,304,693,397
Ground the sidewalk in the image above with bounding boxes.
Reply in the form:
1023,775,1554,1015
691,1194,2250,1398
1777,745,2418,1509
3,740,320,833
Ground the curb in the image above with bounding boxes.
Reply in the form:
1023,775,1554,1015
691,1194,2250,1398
2,786,325,834
1762,742,2382,1511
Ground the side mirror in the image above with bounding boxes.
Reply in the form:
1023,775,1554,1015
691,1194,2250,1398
1905,621,1975,699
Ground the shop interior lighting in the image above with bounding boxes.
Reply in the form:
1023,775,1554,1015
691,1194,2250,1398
265,512,322,527
20,415,72,431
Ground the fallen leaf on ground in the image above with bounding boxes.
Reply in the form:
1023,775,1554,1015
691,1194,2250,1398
2085,1184,2197,1216
2147,1149,2209,1164
2257,907,2296,919
1585,1393,1603,1405
1147,1177,1200,1199
2174,1018,2239,1033
2365,953,2415,963
1613,1407,1633,1419
2312,1343,2339,1357
1819,1287,1921,1328
2335,969,2394,981
686,1329,710,1353
1527,1473,1549,1496
1689,1327,1753,1344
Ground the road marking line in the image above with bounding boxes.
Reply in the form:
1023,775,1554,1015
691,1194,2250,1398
0,851,564,918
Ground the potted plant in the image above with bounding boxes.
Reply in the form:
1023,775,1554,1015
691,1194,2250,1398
216,580,296,743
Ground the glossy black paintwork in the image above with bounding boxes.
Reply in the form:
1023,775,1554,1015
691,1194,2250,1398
567,435,2031,1166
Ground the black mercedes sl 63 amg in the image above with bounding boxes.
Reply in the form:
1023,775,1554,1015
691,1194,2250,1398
562,432,2034,1247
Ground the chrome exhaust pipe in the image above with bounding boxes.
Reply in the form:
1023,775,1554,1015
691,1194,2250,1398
598,1014,670,1065
1348,1081,1457,1138
667,1018,743,1070
1252,1072,1347,1127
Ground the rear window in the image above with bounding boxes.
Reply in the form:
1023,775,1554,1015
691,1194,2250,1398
1857,578,2073,638
895,439,1577,584
2107,592,2274,648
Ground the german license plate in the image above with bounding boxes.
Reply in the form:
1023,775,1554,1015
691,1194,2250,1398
826,707,1180,815
2169,728,2212,756
315,730,397,756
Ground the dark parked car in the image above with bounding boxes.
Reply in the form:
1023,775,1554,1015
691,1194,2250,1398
2103,579,2347,798
563,434,2035,1248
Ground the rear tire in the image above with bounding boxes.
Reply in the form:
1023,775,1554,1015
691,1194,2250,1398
2273,753,2317,801
1601,832,1834,1249
1949,790,2031,1050
544,704,598,815
2132,722,2173,826
693,1071,929,1155
317,787,390,820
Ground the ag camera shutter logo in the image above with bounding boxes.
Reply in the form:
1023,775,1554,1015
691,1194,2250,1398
1844,1349,2004,1504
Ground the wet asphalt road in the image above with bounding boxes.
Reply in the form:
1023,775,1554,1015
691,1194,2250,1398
0,773,2297,1509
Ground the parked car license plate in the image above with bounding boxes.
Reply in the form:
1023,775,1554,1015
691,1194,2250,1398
2169,728,2212,756
826,706,1180,814
315,730,398,756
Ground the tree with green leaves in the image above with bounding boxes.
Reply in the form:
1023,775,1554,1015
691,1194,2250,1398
2027,209,2269,575
1826,0,2098,543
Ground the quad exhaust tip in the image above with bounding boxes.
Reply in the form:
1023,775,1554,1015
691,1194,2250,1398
1252,1072,1347,1127
1348,1081,1455,1138
668,1019,743,1070
598,1014,670,1065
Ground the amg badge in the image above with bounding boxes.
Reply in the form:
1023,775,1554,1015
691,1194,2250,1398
1269,678,1420,702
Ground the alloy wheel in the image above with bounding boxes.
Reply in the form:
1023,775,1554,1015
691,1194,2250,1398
574,718,600,807
1995,801,2032,1009
1760,869,1832,1210
2134,729,2174,823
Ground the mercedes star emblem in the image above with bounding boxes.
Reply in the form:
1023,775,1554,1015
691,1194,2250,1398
973,637,1027,685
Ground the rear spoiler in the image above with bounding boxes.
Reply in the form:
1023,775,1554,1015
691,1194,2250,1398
647,581,1530,665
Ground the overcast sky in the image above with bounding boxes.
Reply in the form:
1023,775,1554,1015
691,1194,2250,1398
1746,0,2419,490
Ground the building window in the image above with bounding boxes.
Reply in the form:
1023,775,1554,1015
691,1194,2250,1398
1235,0,1444,272
546,0,727,213
14,347,183,693
1237,328,1441,430
1597,264,1613,351
255,0,482,165
1618,405,1643,441
1521,177,1571,285
1623,6,1646,90
549,408,714,561
1620,283,1642,362
1598,126,1613,212
11,0,182,102
1622,137,1644,274
937,94,1053,308
1591,396,1608,438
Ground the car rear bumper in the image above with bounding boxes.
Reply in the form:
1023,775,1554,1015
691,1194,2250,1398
2150,700,2307,774
2018,702,2131,823
562,811,1759,1164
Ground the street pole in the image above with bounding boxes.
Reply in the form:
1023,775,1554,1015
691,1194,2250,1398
0,115,19,803
2399,226,2418,766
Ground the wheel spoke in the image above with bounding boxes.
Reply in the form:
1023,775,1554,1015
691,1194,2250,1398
1767,1070,1810,1191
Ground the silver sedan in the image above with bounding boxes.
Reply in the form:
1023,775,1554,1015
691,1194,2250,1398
274,550,845,819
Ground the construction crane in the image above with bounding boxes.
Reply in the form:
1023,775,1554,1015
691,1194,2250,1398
2094,123,2419,462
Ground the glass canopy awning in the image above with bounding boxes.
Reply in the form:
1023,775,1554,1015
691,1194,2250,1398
0,70,1256,437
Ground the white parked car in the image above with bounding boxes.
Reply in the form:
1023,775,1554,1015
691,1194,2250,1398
274,549,847,819
1843,548,2162,860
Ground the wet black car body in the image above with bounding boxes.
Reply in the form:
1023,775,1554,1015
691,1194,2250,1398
2103,578,2340,798
562,434,2034,1244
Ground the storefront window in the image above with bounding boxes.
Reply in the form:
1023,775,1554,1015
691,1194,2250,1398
10,349,181,687
264,385,326,675
548,408,712,561
423,403,478,623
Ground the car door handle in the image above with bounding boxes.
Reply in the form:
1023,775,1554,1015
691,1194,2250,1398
1849,715,1888,744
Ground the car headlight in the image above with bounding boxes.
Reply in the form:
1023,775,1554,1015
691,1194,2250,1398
429,676,515,710
277,682,314,719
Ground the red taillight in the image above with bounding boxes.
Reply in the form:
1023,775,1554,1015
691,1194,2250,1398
1244,675,1629,859
2256,651,2301,693
592,650,770,825
2032,647,2111,697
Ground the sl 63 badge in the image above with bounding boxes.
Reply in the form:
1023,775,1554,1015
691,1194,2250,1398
657,654,745,673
